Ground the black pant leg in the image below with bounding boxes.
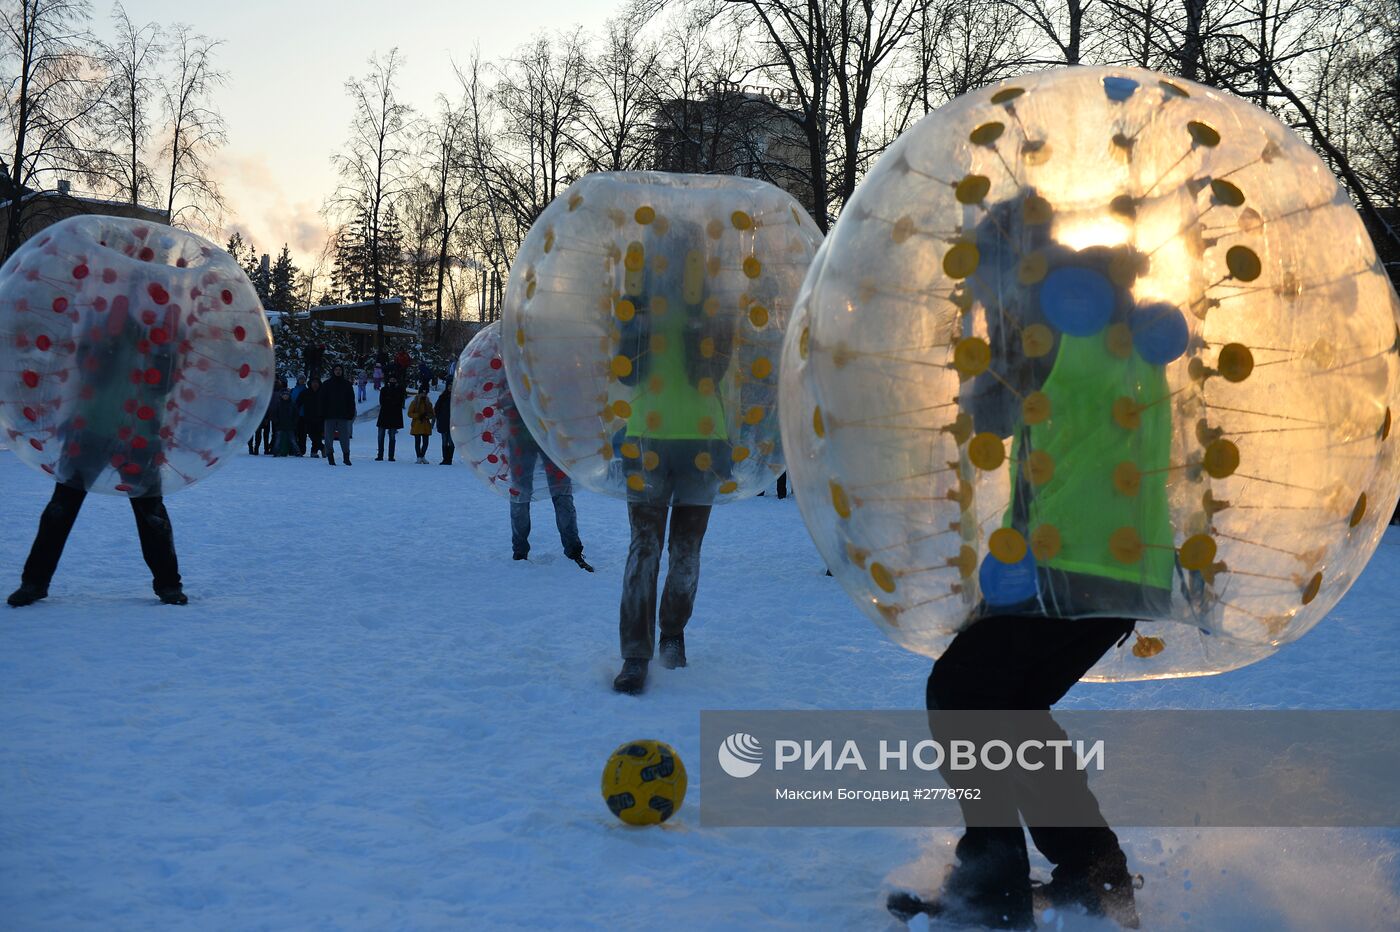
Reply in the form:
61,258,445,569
129,496,182,592
20,484,88,588
619,503,667,659
658,505,711,639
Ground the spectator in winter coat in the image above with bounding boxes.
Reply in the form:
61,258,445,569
408,390,434,463
393,349,411,383
434,381,454,465
376,375,406,461
247,379,278,455
356,368,369,402
417,360,432,392
270,388,298,457
372,364,384,391
305,343,324,381
298,379,325,458
321,365,358,466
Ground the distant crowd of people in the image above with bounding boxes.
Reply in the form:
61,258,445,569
248,346,457,467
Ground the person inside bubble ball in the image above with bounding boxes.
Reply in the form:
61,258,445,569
611,220,737,694
8,298,188,607
907,192,1193,928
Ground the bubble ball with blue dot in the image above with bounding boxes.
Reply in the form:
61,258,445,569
780,67,1400,679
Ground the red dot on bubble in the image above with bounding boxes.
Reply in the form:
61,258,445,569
148,283,169,304
139,247,155,262
35,334,51,351
487,454,499,463
490,358,503,370
144,368,161,384
123,399,138,413
67,442,81,456
52,297,69,313
93,296,107,311
21,370,39,388
122,463,142,475
132,436,148,450
115,483,131,492
136,340,151,354
102,268,117,284
110,454,126,468
72,264,89,279
233,326,246,342
141,310,157,325
150,328,169,345
483,381,494,392
221,289,233,305
22,406,37,421
482,431,494,443
137,406,155,421
73,417,86,430
29,438,43,451
238,363,251,378
236,398,254,412
224,428,237,441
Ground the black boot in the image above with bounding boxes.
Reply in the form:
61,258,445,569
659,635,686,669
7,583,48,607
1032,858,1140,928
156,586,188,605
569,552,595,573
892,831,1034,929
613,658,648,694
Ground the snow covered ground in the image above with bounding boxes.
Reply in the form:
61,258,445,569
2,401,1398,930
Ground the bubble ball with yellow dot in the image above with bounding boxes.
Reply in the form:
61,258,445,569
779,67,1400,680
502,172,822,504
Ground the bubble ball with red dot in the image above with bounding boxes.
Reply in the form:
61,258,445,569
449,321,562,502
0,215,274,496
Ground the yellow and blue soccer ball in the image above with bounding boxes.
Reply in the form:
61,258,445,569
601,740,688,825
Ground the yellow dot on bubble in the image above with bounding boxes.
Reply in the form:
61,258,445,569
643,450,660,470
1203,439,1240,479
1023,195,1053,225
1218,343,1253,382
1187,121,1221,147
1211,179,1245,207
698,377,715,396
991,86,1024,104
1160,79,1190,97
719,480,738,494
1022,391,1050,425
645,412,662,432
870,562,897,594
568,193,583,211
609,355,632,378
955,174,991,204
628,474,649,493
813,406,825,437
733,446,750,463
892,216,915,243
615,299,635,321
743,256,762,279
749,305,769,328
694,451,713,471
526,280,537,299
1383,408,1392,440
653,255,669,274
707,219,724,239
1027,450,1054,485
543,230,554,253
1018,251,1048,284
1302,572,1322,605
1226,245,1261,282
1113,461,1141,496
698,416,715,435
1350,493,1367,528
731,210,753,230
703,296,721,317
1179,534,1217,570
621,442,640,459
612,400,632,419
752,357,772,379
943,243,980,279
1112,397,1140,430
1132,635,1166,658
799,327,810,359
1031,525,1061,561
650,333,667,354
989,528,1027,564
830,481,852,519
1109,527,1144,564
707,256,722,277
953,545,978,578
944,412,973,445
699,337,715,359
1105,323,1133,359
648,376,664,396
516,328,526,347
744,406,765,425
953,337,991,378
1022,324,1053,358
624,245,644,272
969,121,1005,145
968,433,1005,471
634,205,655,225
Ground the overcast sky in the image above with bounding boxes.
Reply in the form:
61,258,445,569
103,0,625,266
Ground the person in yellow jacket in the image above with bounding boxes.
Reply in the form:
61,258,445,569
408,390,435,464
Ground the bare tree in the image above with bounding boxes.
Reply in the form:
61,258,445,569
578,17,660,171
160,24,225,230
420,91,474,342
96,2,160,206
0,0,107,257
331,48,416,353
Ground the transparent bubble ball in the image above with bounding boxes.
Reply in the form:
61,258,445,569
502,171,822,505
0,216,274,496
450,321,569,501
780,67,1400,680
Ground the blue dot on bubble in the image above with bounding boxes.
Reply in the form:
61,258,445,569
979,549,1039,607
1103,76,1140,102
1039,267,1116,336
1131,302,1190,364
